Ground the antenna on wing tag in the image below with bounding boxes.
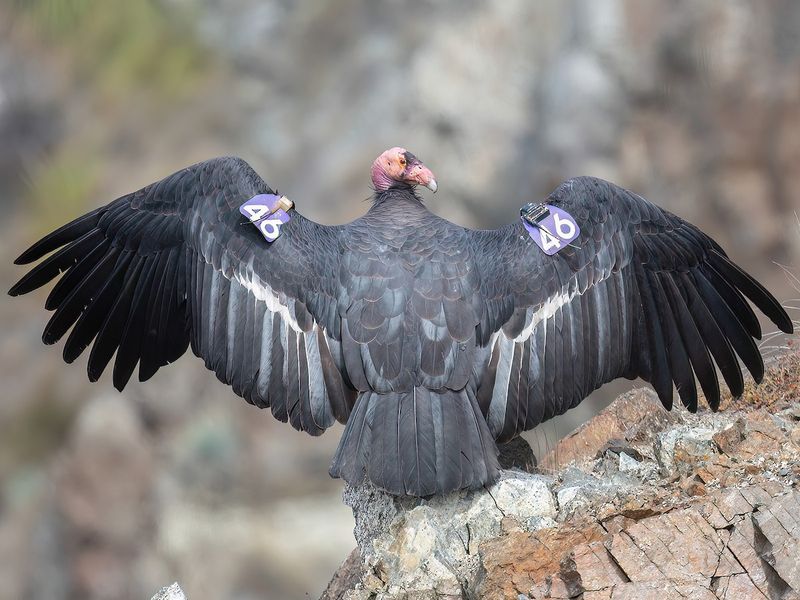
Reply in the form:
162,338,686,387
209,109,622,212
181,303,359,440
520,202,550,224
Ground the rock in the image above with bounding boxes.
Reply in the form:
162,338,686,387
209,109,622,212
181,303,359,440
616,452,648,478
618,451,641,472
321,550,362,600
712,418,747,455
540,388,679,470
476,524,608,599
678,477,707,497
477,485,799,600
555,470,616,522
605,507,731,590
328,352,800,599
341,472,557,596
150,582,186,600
489,473,557,529
751,491,800,591
342,484,400,557
654,425,719,476
791,428,800,449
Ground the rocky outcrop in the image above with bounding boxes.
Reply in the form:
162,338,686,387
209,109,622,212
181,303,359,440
324,351,800,599
150,583,186,600
341,471,558,598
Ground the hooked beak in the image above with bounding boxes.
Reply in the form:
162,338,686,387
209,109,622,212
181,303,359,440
406,162,438,193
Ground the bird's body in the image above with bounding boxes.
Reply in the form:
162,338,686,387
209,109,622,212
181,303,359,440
10,150,794,496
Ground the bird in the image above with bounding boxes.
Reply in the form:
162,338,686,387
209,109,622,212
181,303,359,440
9,147,794,497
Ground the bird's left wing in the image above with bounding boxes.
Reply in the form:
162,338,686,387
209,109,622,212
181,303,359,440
470,176,793,443
9,156,354,435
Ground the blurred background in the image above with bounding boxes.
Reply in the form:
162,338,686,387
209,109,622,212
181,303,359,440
1,1,798,598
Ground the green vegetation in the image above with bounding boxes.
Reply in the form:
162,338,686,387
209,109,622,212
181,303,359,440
16,0,211,101
26,149,99,236
11,0,216,223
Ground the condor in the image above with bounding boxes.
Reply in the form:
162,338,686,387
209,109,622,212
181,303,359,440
10,147,793,496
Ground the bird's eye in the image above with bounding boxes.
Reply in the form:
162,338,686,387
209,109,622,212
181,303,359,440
399,156,406,166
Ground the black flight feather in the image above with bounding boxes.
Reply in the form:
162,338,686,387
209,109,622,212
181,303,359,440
636,265,673,408
693,269,764,383
14,206,104,265
138,250,172,381
87,256,145,382
9,228,105,297
709,249,793,334
648,271,697,412
42,244,121,345
678,271,744,397
701,262,761,339
63,250,133,364
113,257,160,390
660,273,720,410
45,239,111,310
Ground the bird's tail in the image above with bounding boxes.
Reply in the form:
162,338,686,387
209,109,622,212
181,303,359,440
330,386,500,496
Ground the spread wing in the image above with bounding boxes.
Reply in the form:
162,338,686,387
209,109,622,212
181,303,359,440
471,176,794,442
9,156,355,435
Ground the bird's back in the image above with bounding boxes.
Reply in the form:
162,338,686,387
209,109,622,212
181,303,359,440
327,189,501,496
337,190,482,394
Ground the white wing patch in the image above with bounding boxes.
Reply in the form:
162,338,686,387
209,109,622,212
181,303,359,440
486,270,615,437
513,289,576,342
196,221,304,334
233,258,303,332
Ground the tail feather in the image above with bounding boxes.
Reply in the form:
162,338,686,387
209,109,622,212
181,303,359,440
399,387,437,496
330,387,499,496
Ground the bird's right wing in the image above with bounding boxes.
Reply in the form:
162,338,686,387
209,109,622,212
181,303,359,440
470,176,793,442
9,156,355,435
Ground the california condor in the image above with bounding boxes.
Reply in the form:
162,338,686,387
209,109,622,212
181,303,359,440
10,147,794,496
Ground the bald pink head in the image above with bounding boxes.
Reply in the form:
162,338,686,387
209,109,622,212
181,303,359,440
371,147,437,193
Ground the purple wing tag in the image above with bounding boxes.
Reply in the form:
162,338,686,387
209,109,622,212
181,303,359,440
240,194,283,221
254,209,290,242
240,194,292,243
521,204,580,256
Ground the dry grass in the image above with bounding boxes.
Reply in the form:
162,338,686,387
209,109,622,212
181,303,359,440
717,346,800,412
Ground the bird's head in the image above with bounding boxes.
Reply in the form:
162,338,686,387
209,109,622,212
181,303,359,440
371,147,437,194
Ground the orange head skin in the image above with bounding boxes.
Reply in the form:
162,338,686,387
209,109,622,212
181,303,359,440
370,147,437,193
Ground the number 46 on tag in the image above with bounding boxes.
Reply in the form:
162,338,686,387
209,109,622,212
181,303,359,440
522,204,581,256
241,204,272,221
239,194,293,243
539,213,576,252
